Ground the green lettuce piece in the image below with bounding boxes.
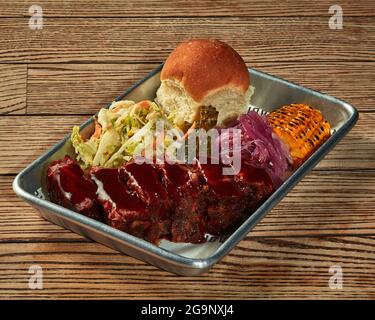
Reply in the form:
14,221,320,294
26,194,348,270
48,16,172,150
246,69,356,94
71,126,98,169
106,120,154,167
97,108,118,131
92,128,121,167
71,101,175,170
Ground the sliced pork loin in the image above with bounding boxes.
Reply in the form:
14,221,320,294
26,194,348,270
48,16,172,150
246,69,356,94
90,166,171,243
119,162,170,217
120,162,172,242
159,162,207,243
91,162,206,244
48,156,275,244
47,156,103,221
199,162,274,235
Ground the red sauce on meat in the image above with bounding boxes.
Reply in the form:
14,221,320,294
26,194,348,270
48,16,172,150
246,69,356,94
161,163,195,200
47,156,275,244
238,164,273,186
199,162,240,197
91,167,146,216
163,163,191,187
47,156,102,221
120,162,167,204
58,162,97,205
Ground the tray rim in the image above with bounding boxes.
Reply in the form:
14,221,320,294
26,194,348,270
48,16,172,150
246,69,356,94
12,64,359,272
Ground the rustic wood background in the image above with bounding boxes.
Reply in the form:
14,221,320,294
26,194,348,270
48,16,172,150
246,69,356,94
0,0,374,299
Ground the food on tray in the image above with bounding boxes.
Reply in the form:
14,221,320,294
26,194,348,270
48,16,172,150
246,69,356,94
46,38,332,245
71,100,176,169
268,104,331,168
217,111,291,188
48,155,274,243
199,161,273,236
47,156,103,221
156,39,254,130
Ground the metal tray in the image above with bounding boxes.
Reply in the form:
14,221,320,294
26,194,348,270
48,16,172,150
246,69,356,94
13,65,358,275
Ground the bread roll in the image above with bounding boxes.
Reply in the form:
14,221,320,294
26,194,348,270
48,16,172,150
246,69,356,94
156,39,253,129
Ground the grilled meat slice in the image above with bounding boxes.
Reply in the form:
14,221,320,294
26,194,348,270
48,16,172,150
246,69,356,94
120,162,169,216
47,156,103,221
90,166,171,243
199,162,274,235
159,162,207,243
120,162,172,241
48,157,275,244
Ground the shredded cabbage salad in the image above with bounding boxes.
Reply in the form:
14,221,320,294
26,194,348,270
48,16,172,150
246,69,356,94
71,100,178,169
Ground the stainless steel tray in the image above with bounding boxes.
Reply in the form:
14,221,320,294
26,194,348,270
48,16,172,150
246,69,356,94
13,65,358,275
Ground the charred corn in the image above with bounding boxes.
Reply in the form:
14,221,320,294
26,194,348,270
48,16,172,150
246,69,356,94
268,104,331,168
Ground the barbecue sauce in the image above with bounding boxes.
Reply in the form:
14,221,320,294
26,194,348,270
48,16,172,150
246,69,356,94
120,162,168,205
47,156,102,221
199,162,241,197
90,167,147,220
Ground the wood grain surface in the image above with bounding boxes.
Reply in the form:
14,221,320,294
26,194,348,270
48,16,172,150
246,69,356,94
0,17,374,63
0,0,374,299
0,65,27,114
1,237,375,299
1,0,374,17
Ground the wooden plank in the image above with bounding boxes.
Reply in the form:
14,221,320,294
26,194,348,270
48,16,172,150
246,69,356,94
1,0,373,17
315,112,374,170
0,17,374,63
27,64,153,114
0,65,26,114
0,115,87,174
2,169,375,241
0,113,373,174
1,237,374,298
27,62,375,114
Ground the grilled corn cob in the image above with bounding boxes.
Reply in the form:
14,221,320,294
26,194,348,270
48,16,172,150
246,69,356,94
268,104,331,168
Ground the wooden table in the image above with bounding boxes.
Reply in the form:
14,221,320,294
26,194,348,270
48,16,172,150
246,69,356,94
1,0,374,299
